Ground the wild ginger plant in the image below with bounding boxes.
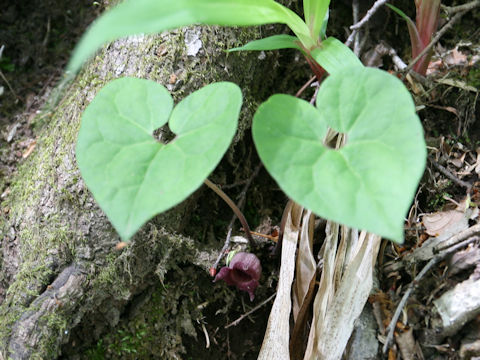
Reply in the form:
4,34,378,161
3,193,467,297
67,0,428,357
69,0,426,244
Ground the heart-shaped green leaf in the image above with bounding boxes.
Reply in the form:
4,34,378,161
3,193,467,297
253,67,426,242
76,78,242,240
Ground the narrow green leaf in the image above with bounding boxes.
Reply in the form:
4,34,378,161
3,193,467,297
386,3,411,22
386,4,422,51
319,9,329,40
253,67,426,242
304,0,331,41
228,34,303,52
310,37,363,74
76,78,242,240
67,0,313,74
387,4,427,74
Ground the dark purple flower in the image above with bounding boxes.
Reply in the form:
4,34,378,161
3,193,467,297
214,252,262,301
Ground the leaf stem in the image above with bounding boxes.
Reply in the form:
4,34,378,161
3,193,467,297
204,178,255,246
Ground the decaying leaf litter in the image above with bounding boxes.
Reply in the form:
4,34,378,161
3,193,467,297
1,0,480,359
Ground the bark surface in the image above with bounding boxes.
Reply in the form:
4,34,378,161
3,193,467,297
0,21,294,359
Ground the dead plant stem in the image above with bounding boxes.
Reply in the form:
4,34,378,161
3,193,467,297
0,70,19,100
225,293,276,328
352,0,361,55
430,159,472,191
443,0,480,15
346,0,389,47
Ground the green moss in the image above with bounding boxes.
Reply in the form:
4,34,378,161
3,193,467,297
467,66,480,89
0,306,22,353
85,268,203,359
38,313,69,358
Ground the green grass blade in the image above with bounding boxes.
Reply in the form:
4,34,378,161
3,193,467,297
67,0,313,74
228,35,303,52
303,0,331,41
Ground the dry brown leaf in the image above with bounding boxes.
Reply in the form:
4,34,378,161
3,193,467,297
444,48,468,67
426,59,442,75
388,348,397,360
290,280,317,360
290,211,317,360
406,73,424,95
258,202,303,360
395,328,424,360
435,78,478,92
458,151,480,176
427,104,459,117
423,209,467,237
427,46,470,75
448,152,465,168
303,221,340,360
292,210,316,321
305,230,381,360
448,243,480,276
412,201,477,261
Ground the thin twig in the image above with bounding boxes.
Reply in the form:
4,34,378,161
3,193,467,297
220,180,249,190
0,70,19,100
430,159,472,191
443,0,480,15
356,26,370,57
225,293,276,328
0,45,19,100
383,235,479,353
403,10,467,74
212,228,233,272
295,75,316,98
201,323,210,348
309,84,320,105
434,223,480,253
352,0,361,55
370,42,408,70
42,17,51,47
346,0,389,47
